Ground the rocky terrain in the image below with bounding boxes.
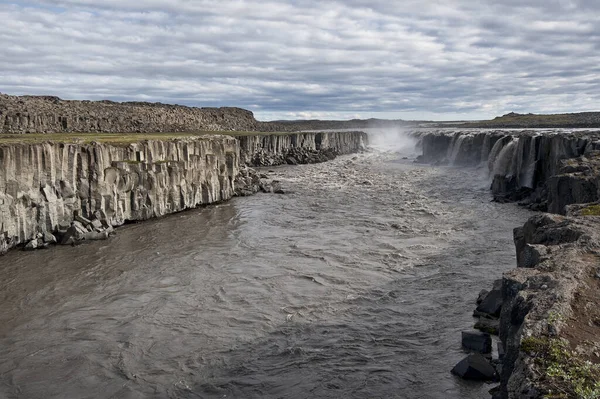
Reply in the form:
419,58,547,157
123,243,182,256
459,112,600,129
0,94,282,133
418,130,600,398
0,93,407,134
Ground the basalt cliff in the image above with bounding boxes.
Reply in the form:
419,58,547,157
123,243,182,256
418,129,600,398
0,93,368,253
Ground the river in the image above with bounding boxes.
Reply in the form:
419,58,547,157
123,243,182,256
0,135,532,398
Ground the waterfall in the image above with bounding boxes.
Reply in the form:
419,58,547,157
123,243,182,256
492,139,518,177
449,135,467,165
521,136,538,188
446,133,460,161
480,134,491,165
511,136,527,180
487,137,508,175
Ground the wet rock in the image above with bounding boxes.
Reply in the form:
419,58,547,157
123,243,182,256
461,331,492,354
75,215,93,227
474,317,500,335
272,181,285,194
24,239,39,251
451,354,498,381
498,342,505,361
43,232,57,244
474,279,503,318
477,289,489,305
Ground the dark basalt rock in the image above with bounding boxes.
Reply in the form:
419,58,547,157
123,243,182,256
461,331,492,354
474,279,503,318
451,354,498,381
474,317,500,335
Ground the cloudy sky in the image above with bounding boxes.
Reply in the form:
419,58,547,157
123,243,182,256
1,0,599,121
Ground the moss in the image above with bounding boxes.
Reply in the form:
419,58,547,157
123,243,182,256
580,205,600,216
521,336,600,399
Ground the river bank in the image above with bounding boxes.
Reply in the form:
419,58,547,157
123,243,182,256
417,129,600,398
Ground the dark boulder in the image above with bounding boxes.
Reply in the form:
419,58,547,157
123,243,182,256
451,354,498,381
461,331,492,354
477,289,489,305
474,279,503,318
474,317,500,335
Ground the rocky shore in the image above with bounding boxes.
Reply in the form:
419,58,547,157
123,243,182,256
419,130,600,398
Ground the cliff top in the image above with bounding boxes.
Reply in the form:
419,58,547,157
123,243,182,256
0,131,298,145
459,111,600,128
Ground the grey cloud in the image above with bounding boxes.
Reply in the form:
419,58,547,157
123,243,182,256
1,0,599,120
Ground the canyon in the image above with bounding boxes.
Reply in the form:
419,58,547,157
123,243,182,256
1,92,599,398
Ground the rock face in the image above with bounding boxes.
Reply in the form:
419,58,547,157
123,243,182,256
547,151,600,214
0,94,280,133
0,136,239,253
418,130,600,208
497,215,600,399
238,131,368,166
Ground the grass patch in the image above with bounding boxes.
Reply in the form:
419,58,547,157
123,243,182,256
580,205,600,216
0,131,297,145
521,336,600,399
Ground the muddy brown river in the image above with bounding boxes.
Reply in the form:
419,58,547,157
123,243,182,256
0,141,532,398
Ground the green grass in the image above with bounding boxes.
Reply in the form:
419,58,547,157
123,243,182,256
580,205,600,216
0,131,295,145
521,336,600,399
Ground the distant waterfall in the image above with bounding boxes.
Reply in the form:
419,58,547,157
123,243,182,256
521,136,538,188
492,139,518,177
446,133,460,161
448,135,468,165
487,137,509,175
480,134,491,165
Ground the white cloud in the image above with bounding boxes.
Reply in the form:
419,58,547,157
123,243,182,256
0,0,598,120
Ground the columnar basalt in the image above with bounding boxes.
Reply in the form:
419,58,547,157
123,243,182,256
238,131,368,166
0,136,239,253
418,130,600,209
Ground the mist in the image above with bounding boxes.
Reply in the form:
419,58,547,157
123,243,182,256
364,127,419,155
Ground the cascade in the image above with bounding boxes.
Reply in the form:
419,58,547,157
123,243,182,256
448,134,467,165
480,134,491,165
492,139,517,177
521,135,538,188
487,136,509,175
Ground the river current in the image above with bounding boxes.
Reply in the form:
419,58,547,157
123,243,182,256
0,135,532,399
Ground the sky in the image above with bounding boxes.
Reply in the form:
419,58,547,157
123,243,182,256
0,0,599,121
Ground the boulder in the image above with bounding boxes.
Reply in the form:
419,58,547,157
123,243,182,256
43,232,57,244
24,239,39,251
474,279,503,318
451,354,498,381
477,289,489,305
461,331,492,354
272,181,285,194
474,317,500,335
